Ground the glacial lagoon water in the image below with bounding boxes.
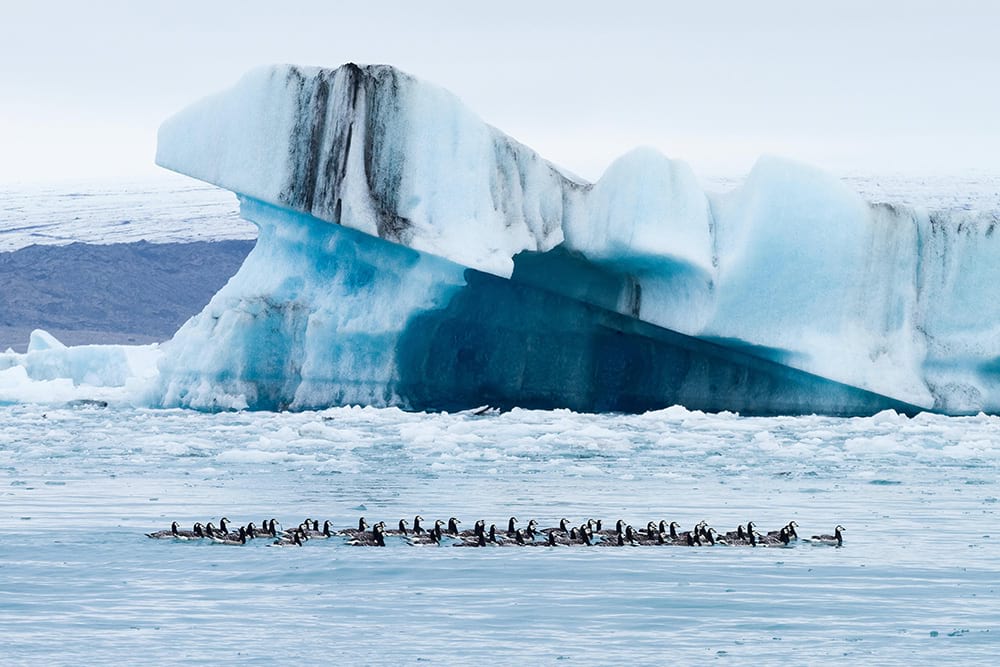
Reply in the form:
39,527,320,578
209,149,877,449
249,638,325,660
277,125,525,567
2,404,998,665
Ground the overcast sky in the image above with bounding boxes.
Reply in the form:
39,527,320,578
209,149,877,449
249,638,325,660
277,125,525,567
1,1,998,184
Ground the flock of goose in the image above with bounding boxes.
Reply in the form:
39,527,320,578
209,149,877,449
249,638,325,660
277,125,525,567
147,516,846,548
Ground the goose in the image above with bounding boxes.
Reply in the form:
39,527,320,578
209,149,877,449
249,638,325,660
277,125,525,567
725,522,753,543
174,522,206,540
289,518,314,534
454,532,489,547
270,530,305,547
668,522,681,541
384,519,410,536
696,521,710,541
598,519,626,538
643,522,658,538
759,526,792,547
304,520,333,539
349,522,386,547
251,519,278,538
267,519,281,536
543,518,572,536
705,528,726,546
458,519,486,540
406,520,445,546
806,525,846,547
457,520,487,545
211,526,247,545
785,521,800,541
338,517,369,537
146,521,182,539
593,530,623,547
765,522,797,541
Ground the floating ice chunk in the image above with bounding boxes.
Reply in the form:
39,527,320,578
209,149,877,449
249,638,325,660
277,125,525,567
0,329,160,405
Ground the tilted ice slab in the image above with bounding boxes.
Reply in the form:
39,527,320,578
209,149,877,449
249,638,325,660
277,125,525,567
155,63,1000,414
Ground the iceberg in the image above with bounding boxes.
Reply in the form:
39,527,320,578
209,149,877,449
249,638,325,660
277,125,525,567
151,63,1000,415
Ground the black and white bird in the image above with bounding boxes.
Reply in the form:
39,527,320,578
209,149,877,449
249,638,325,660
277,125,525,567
338,517,369,537
146,521,182,539
349,522,386,547
806,525,846,547
211,526,248,545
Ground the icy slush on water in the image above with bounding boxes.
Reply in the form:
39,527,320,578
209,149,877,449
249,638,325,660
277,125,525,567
1,403,998,664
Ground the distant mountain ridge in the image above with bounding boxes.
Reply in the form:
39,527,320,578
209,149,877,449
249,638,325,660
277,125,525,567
0,240,253,352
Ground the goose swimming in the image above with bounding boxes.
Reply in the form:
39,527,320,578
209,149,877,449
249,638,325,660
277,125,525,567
806,525,846,546
249,519,278,539
304,520,333,539
270,530,305,547
785,521,800,541
173,522,206,540
759,525,792,547
384,519,410,536
543,518,572,536
146,521,182,539
338,517,369,537
406,520,445,546
524,520,539,541
455,530,489,547
211,526,248,545
349,522,386,547
597,519,626,539
458,519,486,540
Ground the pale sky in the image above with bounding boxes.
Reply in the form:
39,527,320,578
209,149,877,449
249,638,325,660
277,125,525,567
1,0,998,184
